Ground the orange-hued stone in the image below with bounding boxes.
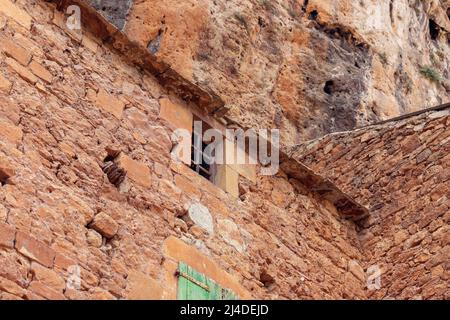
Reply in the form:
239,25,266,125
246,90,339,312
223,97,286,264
1,38,32,66
89,213,118,239
159,98,193,133
29,61,53,83
0,73,12,92
125,0,208,80
30,262,65,292
0,223,15,249
0,0,32,29
116,154,152,188
96,89,125,119
0,0,447,302
126,271,164,300
0,119,23,145
15,232,55,268
28,282,65,300
5,57,37,84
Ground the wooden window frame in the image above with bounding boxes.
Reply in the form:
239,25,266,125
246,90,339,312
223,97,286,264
190,116,217,183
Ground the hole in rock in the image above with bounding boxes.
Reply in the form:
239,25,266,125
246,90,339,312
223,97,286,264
324,80,335,95
429,19,440,40
309,10,318,20
101,149,126,188
260,270,276,289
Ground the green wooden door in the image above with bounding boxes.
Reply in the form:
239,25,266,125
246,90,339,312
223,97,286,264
177,262,237,300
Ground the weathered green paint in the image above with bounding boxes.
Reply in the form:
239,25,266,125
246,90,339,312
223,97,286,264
177,262,238,300
222,288,238,300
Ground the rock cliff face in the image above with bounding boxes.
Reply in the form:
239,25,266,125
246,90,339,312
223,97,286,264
99,0,450,144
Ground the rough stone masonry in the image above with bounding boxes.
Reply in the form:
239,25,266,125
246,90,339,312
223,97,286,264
0,0,448,300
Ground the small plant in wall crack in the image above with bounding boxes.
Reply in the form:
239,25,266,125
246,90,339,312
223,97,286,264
419,66,442,84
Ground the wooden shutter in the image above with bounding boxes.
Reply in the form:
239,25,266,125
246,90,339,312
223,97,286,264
222,288,238,300
177,262,237,300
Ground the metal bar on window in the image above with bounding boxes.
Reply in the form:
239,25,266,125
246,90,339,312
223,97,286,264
176,270,210,292
198,165,211,175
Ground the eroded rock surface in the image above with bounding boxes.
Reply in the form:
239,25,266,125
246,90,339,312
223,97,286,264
121,0,450,143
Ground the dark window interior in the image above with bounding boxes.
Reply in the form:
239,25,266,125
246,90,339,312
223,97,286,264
190,117,215,181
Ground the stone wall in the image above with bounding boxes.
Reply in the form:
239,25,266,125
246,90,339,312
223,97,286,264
0,0,367,300
290,105,450,299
